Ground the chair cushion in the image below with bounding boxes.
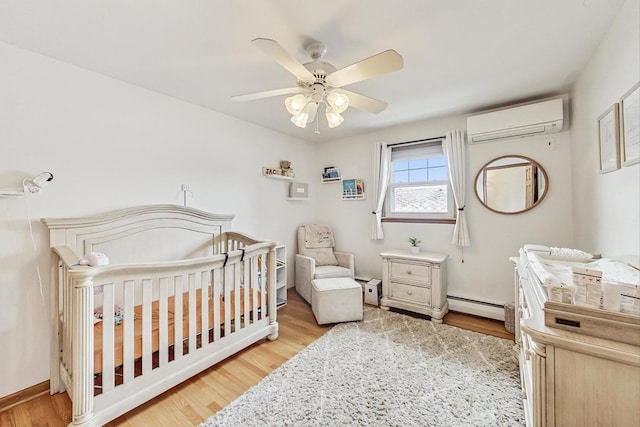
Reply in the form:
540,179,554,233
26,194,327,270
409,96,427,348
303,224,335,248
305,247,338,266
314,265,353,279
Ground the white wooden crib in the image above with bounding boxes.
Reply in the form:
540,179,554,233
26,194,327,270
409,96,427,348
42,205,279,426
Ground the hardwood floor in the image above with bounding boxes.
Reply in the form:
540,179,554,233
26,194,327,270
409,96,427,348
0,291,513,427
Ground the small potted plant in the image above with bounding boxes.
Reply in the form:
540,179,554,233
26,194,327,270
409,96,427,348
408,237,421,254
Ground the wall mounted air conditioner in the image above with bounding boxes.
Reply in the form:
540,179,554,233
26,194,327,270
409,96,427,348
466,98,564,143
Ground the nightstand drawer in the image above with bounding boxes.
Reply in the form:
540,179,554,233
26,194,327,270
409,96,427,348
390,282,431,305
390,261,431,286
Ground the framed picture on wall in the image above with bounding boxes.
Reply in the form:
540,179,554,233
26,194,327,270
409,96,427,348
597,103,620,173
620,81,640,166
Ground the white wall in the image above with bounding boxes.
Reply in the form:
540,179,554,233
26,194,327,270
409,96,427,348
0,42,318,397
314,114,574,307
571,0,640,258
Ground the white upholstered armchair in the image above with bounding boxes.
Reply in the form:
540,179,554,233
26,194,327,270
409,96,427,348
295,224,355,304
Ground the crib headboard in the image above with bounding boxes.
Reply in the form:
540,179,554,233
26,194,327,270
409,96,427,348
42,204,235,264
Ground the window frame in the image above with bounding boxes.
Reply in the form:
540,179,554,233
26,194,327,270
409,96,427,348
383,138,456,224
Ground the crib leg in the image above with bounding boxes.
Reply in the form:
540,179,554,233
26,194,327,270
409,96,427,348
267,321,279,341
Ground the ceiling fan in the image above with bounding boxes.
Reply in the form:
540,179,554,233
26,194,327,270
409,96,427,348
231,38,404,131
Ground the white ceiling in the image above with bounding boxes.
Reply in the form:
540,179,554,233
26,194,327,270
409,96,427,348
0,0,625,143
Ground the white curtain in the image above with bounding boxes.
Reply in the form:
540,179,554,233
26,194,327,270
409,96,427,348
370,142,390,239
443,130,471,246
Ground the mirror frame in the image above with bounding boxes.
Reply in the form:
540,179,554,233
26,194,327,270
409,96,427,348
474,155,549,215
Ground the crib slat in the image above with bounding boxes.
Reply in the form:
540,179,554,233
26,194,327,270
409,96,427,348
188,274,197,354
243,258,250,327
252,256,259,322
122,281,135,383
212,268,221,342
224,265,232,336
158,277,169,367
174,276,184,359
142,279,153,374
101,284,116,393
260,253,267,319
200,271,209,346
234,262,241,331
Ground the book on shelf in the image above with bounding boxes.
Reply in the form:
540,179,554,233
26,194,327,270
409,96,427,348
322,166,341,181
342,178,365,199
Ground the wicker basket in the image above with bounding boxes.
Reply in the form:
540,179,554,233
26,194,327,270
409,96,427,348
504,303,516,334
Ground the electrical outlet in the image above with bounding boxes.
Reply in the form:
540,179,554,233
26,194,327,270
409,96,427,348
545,138,556,151
181,184,191,191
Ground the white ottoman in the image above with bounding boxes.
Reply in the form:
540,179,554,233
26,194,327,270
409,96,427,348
311,277,363,325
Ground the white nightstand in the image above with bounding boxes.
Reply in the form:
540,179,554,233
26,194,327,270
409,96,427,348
379,250,449,323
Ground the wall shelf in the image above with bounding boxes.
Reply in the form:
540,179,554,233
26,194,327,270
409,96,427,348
264,174,293,181
262,166,294,180
341,194,366,201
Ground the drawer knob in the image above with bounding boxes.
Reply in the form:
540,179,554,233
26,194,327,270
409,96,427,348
407,271,412,275
407,290,413,295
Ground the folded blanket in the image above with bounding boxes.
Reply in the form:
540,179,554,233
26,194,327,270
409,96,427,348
527,252,566,287
586,258,639,285
304,224,335,248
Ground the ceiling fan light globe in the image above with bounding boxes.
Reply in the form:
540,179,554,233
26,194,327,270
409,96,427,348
291,111,309,128
327,92,349,114
285,94,308,115
325,109,344,128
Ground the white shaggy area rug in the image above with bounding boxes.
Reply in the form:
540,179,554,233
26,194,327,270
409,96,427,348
199,307,524,427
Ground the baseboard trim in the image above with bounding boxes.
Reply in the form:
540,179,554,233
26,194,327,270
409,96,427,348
0,381,49,413
448,296,505,321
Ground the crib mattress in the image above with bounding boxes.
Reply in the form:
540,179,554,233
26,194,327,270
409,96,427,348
93,288,262,375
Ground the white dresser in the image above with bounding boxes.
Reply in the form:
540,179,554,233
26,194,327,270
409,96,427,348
380,250,448,322
511,250,640,427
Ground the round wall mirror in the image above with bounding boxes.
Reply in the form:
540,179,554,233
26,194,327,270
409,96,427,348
475,155,548,214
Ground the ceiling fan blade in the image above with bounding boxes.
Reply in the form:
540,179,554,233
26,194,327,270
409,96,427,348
326,50,403,88
251,38,316,83
231,87,304,102
338,89,388,114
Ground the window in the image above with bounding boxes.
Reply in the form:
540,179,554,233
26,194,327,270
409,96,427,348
384,140,454,221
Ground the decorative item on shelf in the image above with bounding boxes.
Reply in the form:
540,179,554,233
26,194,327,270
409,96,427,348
262,160,295,180
341,178,365,200
408,237,421,254
288,181,309,200
280,160,295,177
322,166,342,183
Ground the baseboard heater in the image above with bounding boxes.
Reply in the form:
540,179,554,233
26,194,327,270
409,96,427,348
447,295,505,321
